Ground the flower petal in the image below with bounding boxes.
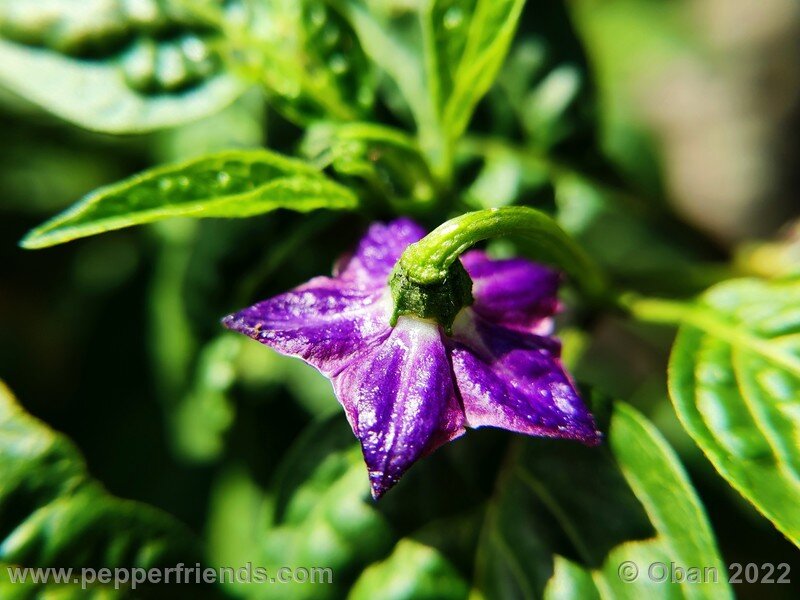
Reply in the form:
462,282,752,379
332,317,465,498
222,276,391,376
450,311,600,445
335,218,426,287
461,250,560,334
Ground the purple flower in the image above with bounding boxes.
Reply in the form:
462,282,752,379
223,219,600,498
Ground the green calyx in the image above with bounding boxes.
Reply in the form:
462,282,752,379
389,260,474,335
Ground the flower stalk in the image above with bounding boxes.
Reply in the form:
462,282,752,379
618,293,800,374
397,207,607,295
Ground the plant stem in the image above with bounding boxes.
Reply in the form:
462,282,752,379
618,293,800,374
398,206,609,300
616,294,695,325
332,123,421,154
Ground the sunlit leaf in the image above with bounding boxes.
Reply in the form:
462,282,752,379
669,277,800,546
348,539,468,600
601,403,731,599
475,402,731,600
433,0,526,141
0,0,245,132
335,0,523,167
21,150,358,248
255,416,393,600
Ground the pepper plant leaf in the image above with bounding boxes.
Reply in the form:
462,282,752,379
334,0,524,166
251,415,393,600
669,277,800,546
348,539,469,600
251,0,376,124
0,0,245,133
0,381,201,595
21,150,359,248
432,0,526,142
474,402,731,600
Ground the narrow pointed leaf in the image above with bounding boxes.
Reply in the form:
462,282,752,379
475,402,730,600
606,403,731,599
336,0,524,157
21,150,358,248
436,0,526,140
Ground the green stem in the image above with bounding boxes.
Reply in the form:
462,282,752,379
398,207,608,300
616,294,694,326
332,123,421,154
618,294,800,375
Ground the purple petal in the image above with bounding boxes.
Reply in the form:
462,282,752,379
450,311,600,445
335,218,426,287
332,318,465,498
461,250,561,334
222,276,391,376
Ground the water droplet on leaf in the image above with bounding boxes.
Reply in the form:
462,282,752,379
217,171,232,188
308,4,327,28
329,54,348,75
443,7,464,30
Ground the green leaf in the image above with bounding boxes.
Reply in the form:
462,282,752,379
0,0,244,132
605,403,731,600
301,121,438,212
334,0,523,172
252,0,375,123
490,3,597,152
668,277,800,546
543,556,600,600
21,149,359,248
348,539,468,600
0,381,200,595
433,0,526,142
331,0,441,157
475,402,731,600
256,416,393,600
